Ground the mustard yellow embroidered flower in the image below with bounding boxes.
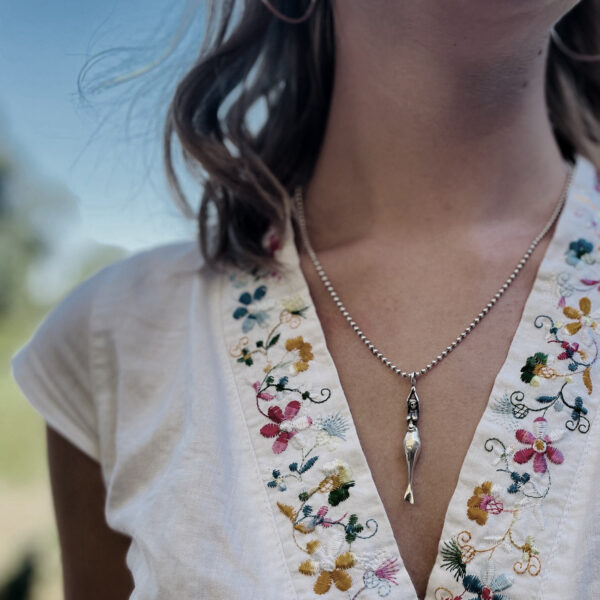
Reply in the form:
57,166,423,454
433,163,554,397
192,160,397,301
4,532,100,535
563,296,597,335
299,540,355,594
466,481,504,526
285,336,314,373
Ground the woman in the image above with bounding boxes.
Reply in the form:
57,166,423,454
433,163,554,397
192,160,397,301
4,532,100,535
10,1,600,598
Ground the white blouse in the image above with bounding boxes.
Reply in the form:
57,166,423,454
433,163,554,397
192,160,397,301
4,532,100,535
10,152,600,599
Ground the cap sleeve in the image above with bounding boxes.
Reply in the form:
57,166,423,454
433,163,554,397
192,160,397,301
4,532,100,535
10,267,109,462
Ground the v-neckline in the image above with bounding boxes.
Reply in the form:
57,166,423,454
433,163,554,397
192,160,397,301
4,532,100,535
221,152,592,599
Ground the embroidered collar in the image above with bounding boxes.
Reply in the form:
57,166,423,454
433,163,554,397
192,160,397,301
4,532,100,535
220,152,600,599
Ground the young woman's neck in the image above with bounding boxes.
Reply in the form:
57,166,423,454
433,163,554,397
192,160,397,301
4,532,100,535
302,1,579,251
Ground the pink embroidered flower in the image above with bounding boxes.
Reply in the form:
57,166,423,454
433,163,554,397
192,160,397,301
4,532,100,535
260,400,313,453
556,340,580,360
513,417,564,473
253,381,276,401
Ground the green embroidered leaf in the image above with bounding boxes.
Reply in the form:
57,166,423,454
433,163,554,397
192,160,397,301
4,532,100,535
267,333,280,348
298,491,309,502
289,462,298,472
328,481,355,506
256,340,264,348
440,537,467,582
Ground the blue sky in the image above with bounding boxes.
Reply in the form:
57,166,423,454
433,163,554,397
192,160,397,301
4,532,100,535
0,0,207,251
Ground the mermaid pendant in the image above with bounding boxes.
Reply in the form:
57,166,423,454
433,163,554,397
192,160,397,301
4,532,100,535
403,376,421,504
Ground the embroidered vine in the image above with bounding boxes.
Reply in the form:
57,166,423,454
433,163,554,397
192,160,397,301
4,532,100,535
227,273,399,597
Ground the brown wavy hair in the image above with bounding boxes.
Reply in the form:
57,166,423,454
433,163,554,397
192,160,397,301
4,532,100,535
164,0,600,271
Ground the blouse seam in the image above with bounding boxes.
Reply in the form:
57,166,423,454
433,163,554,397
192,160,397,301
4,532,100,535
87,265,112,474
216,269,300,600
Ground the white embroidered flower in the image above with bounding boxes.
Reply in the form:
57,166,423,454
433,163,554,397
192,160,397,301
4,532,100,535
281,294,307,314
315,429,341,451
320,458,353,484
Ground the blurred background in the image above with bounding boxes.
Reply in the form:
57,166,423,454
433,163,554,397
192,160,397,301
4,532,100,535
0,1,208,597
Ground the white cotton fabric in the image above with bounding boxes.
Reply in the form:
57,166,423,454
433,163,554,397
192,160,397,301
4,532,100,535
10,152,600,599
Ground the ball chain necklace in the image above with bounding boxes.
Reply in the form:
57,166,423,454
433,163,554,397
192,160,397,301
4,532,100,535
293,162,575,505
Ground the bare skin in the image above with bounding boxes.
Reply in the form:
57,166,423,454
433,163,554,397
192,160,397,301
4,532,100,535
46,425,133,599
297,1,580,597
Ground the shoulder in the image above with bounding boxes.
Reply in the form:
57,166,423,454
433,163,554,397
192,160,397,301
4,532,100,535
99,238,206,291
91,239,211,319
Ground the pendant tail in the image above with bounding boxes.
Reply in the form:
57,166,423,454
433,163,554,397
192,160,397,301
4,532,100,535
403,482,415,504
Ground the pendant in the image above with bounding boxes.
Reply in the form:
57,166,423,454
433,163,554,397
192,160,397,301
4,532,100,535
403,374,421,504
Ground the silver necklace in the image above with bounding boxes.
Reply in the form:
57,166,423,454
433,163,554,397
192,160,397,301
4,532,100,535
293,162,575,505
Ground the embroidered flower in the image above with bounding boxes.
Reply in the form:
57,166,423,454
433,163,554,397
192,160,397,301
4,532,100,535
298,537,355,594
467,481,504,525
233,285,272,332
260,401,313,454
513,417,564,473
317,459,355,506
520,535,540,563
281,294,309,316
571,396,588,422
519,352,549,386
285,336,314,374
555,340,580,360
237,347,254,366
252,380,276,401
562,296,597,335
462,569,513,600
507,471,531,494
267,469,287,491
363,556,400,596
565,238,594,266
318,413,349,438
296,505,331,533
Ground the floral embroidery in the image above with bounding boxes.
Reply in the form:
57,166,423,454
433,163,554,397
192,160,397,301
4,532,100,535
436,166,600,599
519,352,552,386
226,254,399,597
562,295,598,334
260,400,313,454
299,537,355,594
513,417,564,473
353,557,400,598
232,285,272,332
565,237,595,266
466,482,504,526
435,564,514,600
285,336,314,373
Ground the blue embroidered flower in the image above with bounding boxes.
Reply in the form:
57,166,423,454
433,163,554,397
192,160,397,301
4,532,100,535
316,413,350,440
507,471,530,494
267,469,287,491
565,238,594,266
571,396,588,422
233,285,270,332
463,570,513,600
